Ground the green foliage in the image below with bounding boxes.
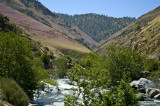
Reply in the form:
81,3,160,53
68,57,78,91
40,78,58,86
58,13,135,42
0,32,38,98
65,46,143,106
147,70,160,82
60,50,85,61
40,52,55,69
105,44,144,85
103,75,139,106
66,53,109,106
41,53,50,67
65,63,139,106
54,57,68,78
135,25,141,31
0,13,22,34
36,67,49,81
0,78,29,106
145,59,160,71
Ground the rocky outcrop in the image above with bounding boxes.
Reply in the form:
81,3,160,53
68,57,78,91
131,78,160,104
130,78,155,93
40,81,54,93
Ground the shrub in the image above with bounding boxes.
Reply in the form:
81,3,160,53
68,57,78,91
55,57,68,78
0,78,29,106
145,59,160,71
147,70,160,82
0,32,38,98
36,67,49,81
135,25,141,31
103,75,139,106
41,53,50,67
65,45,142,105
105,44,144,85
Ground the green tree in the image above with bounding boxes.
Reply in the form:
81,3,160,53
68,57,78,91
41,53,51,68
65,48,141,106
65,53,109,106
0,32,37,98
105,44,144,85
103,75,139,106
55,57,68,78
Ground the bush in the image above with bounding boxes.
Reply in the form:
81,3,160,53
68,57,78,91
0,78,29,106
55,57,68,78
41,53,51,68
135,25,141,31
36,67,49,81
105,44,144,85
145,59,160,72
0,32,38,98
103,75,139,106
147,70,160,82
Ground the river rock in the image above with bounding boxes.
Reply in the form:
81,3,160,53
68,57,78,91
130,78,155,93
136,93,148,101
53,102,64,106
40,81,53,93
149,88,160,98
154,94,160,99
146,88,152,94
28,103,38,106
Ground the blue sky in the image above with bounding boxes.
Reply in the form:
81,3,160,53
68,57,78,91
38,0,160,18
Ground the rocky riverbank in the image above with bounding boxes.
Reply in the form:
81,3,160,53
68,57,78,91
32,78,160,106
131,78,160,106
32,78,82,106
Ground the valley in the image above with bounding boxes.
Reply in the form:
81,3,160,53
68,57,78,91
0,0,160,106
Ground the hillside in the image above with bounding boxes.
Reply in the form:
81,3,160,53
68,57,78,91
0,0,97,49
57,13,135,42
0,13,23,34
0,3,90,55
96,6,160,60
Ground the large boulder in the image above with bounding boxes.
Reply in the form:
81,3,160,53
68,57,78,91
40,81,51,93
130,78,155,93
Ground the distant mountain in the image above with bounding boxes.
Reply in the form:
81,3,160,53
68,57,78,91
57,13,135,42
0,3,90,55
0,0,97,49
96,6,160,60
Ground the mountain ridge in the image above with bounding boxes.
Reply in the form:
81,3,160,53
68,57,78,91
96,6,160,60
0,3,90,55
57,13,135,42
0,0,97,49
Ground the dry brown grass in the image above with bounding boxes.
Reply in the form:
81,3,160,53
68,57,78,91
96,6,160,59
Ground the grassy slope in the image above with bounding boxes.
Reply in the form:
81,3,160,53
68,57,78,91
131,16,160,59
0,0,97,48
0,3,90,55
96,6,160,59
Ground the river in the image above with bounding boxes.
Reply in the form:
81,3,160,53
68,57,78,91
32,78,160,106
